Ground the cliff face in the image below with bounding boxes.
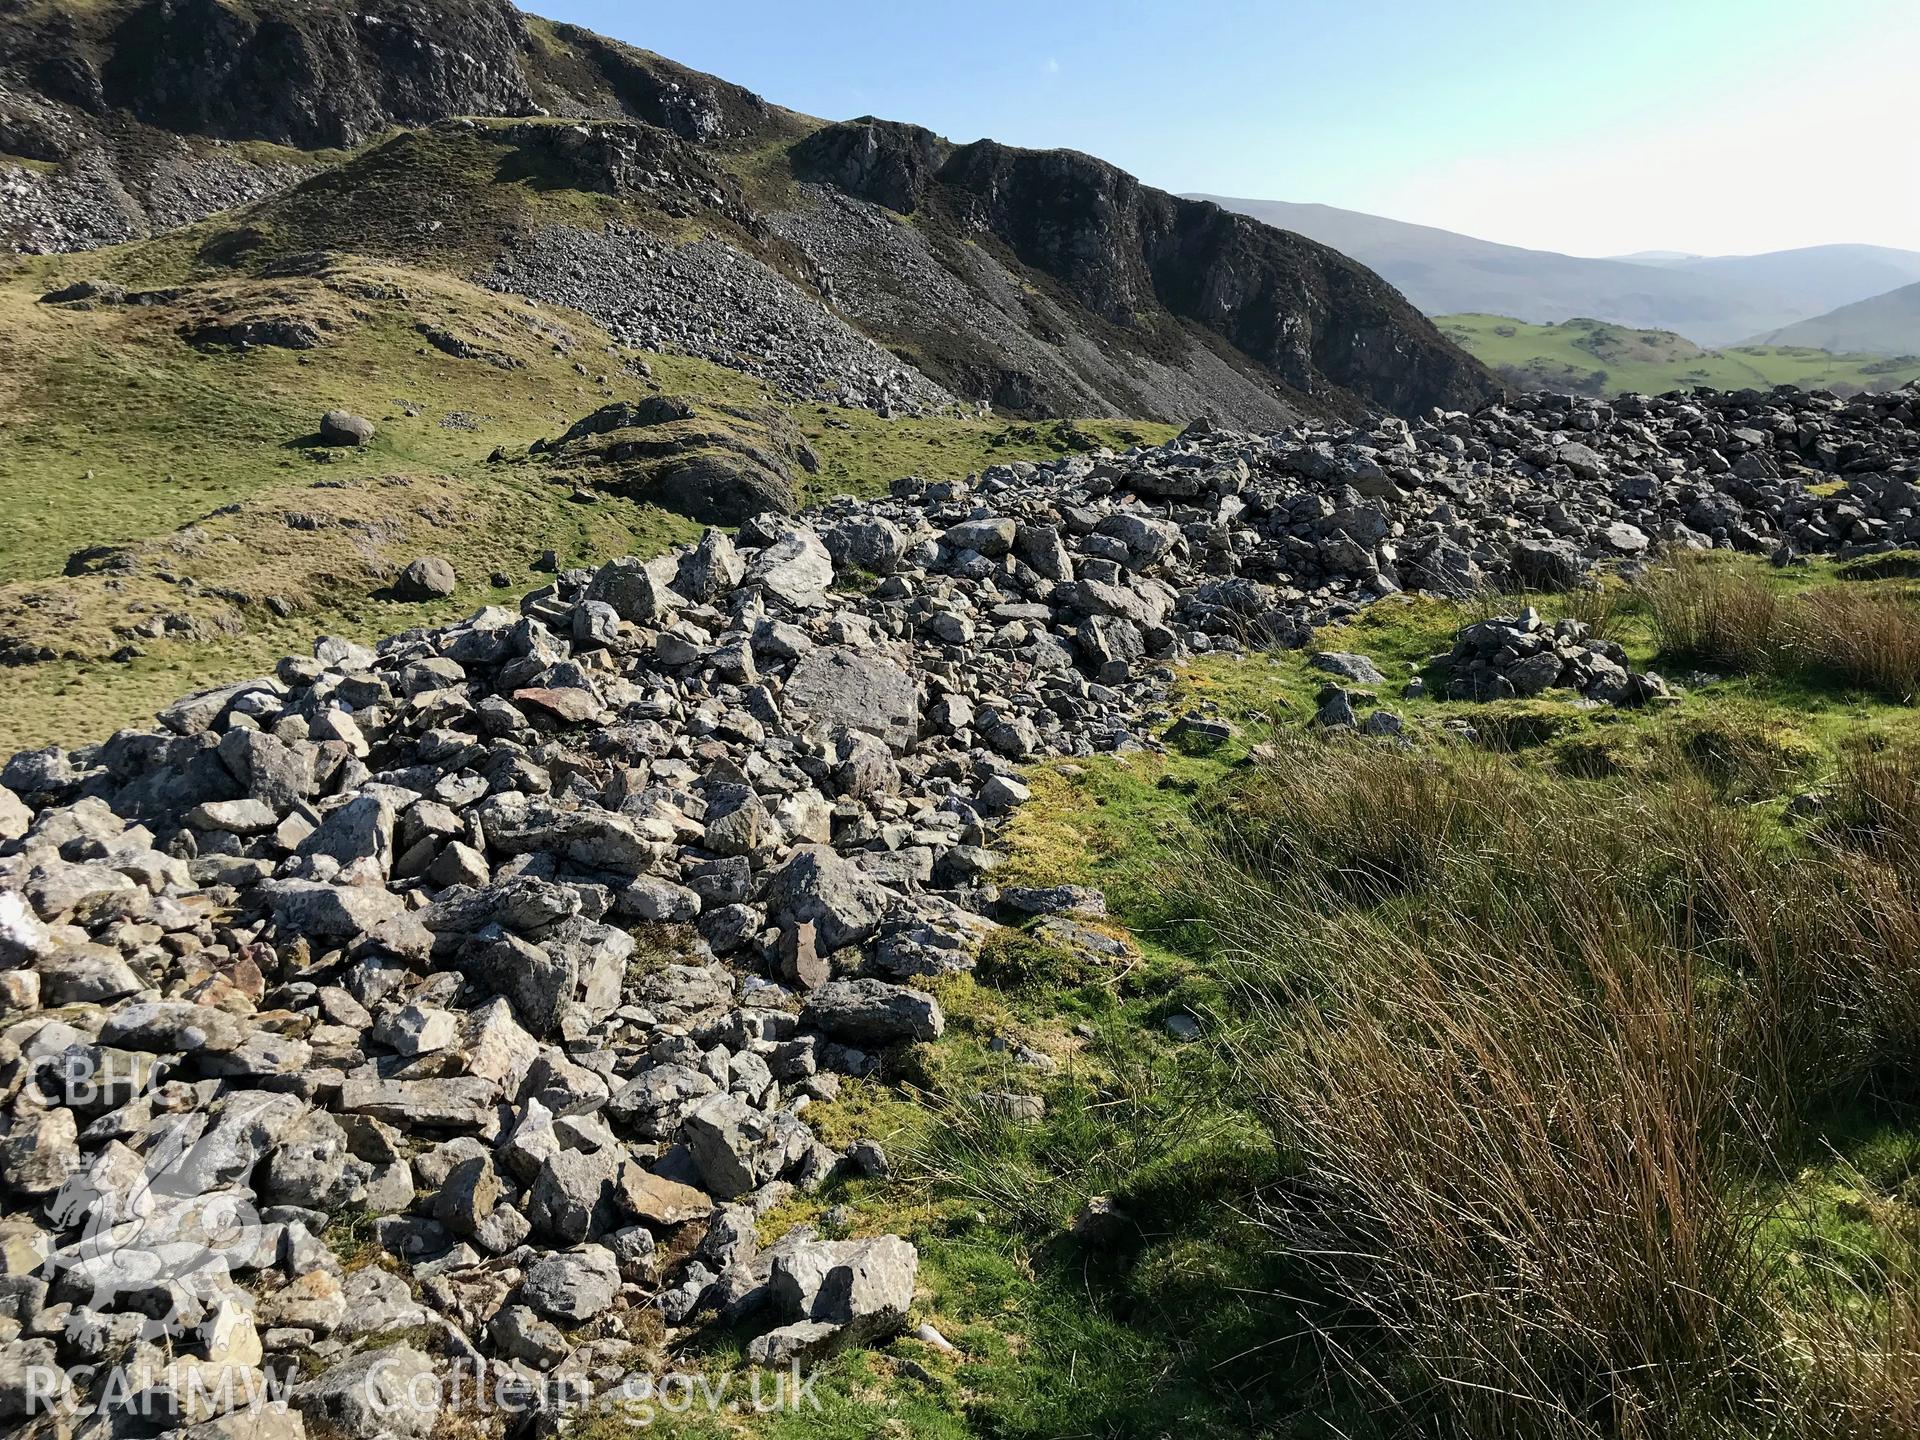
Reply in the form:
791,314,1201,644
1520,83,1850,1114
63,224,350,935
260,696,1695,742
0,0,1502,422
1,0,539,154
1,0,786,155
96,0,537,149
797,120,1497,418
0,0,789,247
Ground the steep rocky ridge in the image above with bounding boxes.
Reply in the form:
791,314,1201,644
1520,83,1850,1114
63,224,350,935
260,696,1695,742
791,117,1490,419
0,0,795,249
1,0,1500,426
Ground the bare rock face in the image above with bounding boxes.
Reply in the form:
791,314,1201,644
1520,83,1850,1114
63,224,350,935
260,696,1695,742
786,116,1500,419
100,0,538,150
791,116,947,215
0,0,776,252
2,2,1499,425
782,648,918,749
932,138,1496,418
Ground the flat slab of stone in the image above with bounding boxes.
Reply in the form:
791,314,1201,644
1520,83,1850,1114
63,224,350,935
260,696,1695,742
782,646,918,751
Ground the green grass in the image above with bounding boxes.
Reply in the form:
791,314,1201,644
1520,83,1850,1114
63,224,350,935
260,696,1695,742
622,967,1308,1439
1440,312,1920,398
0,250,1172,752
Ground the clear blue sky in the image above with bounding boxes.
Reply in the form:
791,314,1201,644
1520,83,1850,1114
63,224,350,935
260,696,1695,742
531,0,1919,257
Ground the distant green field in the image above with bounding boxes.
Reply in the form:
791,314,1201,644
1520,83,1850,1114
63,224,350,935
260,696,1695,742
1440,312,1920,398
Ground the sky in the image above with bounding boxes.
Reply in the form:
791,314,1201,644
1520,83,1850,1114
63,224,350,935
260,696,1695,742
533,0,1920,258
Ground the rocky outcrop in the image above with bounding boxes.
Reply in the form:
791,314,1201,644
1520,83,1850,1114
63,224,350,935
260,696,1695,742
797,121,1495,420
1,2,1496,427
95,0,538,149
791,117,949,216
535,397,820,524
0,0,786,251
1,0,781,156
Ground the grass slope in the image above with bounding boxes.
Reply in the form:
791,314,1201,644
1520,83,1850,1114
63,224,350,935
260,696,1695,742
1754,280,1920,357
0,245,1170,751
1441,312,1920,398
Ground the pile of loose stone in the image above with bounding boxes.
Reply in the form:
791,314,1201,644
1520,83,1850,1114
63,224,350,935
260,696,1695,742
1436,611,1668,705
486,224,956,416
1,380,1917,1434
2,148,305,256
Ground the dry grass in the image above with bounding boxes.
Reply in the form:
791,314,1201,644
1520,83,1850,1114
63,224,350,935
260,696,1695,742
1794,1228,1920,1440
1637,555,1920,701
1793,587,1920,702
1638,559,1786,673
1823,744,1920,858
1173,735,1920,1438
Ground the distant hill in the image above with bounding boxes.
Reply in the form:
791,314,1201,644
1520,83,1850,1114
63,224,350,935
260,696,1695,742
1438,313,1920,399
1750,281,1920,356
1619,245,1920,318
1192,197,1920,348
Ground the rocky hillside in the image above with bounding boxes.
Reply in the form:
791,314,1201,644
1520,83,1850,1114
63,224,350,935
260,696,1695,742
0,0,1498,425
3,380,1919,1429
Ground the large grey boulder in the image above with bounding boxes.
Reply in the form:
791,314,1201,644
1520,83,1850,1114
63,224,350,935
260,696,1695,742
1310,651,1387,685
318,410,375,446
750,1234,919,1364
527,1146,623,1244
682,1093,801,1199
673,527,746,601
943,517,1016,557
744,526,835,607
588,555,683,622
521,1246,620,1322
0,785,31,842
764,846,893,953
394,556,456,600
171,1090,309,1195
823,515,908,573
771,1234,918,1330
258,879,404,938
301,794,395,873
296,1344,439,1438
1510,537,1582,590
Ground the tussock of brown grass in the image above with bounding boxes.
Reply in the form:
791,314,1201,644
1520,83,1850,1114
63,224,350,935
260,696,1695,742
1795,1229,1920,1440
1638,559,1786,673
1638,555,1920,701
1793,587,1920,702
1824,744,1920,858
1177,735,1920,1437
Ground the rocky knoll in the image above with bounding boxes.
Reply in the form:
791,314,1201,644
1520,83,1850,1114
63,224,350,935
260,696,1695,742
0,0,777,248
2,380,1919,1430
532,396,821,525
